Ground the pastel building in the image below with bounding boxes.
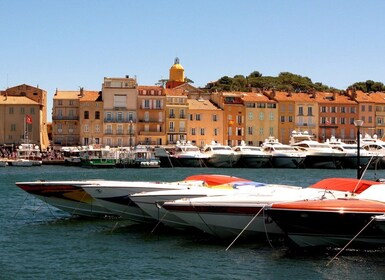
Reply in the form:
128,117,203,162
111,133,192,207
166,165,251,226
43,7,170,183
0,84,49,149
369,92,385,138
349,90,376,136
102,76,138,147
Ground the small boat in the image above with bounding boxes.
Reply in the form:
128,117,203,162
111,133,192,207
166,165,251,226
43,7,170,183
233,141,271,168
202,141,240,168
62,147,82,166
265,180,385,248
261,136,306,168
9,144,42,166
79,145,117,168
116,145,160,168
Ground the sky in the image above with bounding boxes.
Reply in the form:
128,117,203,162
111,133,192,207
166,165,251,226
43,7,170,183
1,0,385,121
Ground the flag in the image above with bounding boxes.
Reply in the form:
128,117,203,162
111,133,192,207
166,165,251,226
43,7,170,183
26,115,32,124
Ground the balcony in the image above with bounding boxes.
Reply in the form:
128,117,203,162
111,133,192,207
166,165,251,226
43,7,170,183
104,118,137,123
139,131,164,136
52,116,79,121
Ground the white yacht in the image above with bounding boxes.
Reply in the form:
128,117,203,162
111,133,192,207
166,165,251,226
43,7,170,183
360,134,385,168
202,141,240,168
290,131,346,169
169,141,208,167
261,136,306,168
233,141,271,168
327,136,381,168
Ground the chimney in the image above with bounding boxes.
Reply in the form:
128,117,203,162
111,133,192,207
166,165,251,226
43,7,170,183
79,87,84,97
271,89,276,98
332,91,336,100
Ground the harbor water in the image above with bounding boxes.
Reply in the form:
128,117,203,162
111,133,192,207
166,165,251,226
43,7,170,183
1,166,385,279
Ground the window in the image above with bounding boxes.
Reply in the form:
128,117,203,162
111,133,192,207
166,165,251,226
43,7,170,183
200,128,205,135
257,103,266,108
280,116,285,122
11,124,16,131
84,111,89,119
321,106,327,113
269,112,274,121
169,122,174,132
144,100,150,109
117,125,123,134
106,112,112,121
117,112,123,122
341,107,346,113
84,124,89,132
267,103,276,108
169,109,175,118
269,127,274,136
189,114,193,121
369,116,373,123
259,127,264,135
58,100,63,105
69,100,74,106
180,109,185,119
308,107,313,116
195,114,201,121
191,128,196,135
20,107,25,114
30,108,35,114
155,100,162,109
95,111,100,119
248,112,253,120
95,124,100,132
369,105,373,112
248,127,253,135
114,95,126,108
340,117,346,124
9,107,14,114
350,107,356,113
361,105,365,112
331,117,336,124
321,117,326,124
237,115,242,124
69,109,74,118
128,112,134,121
331,107,336,113
212,114,218,121
288,116,293,122
259,112,264,120
377,118,383,125
298,107,303,116
214,128,219,136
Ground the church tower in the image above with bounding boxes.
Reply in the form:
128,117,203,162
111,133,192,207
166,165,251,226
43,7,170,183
166,57,185,89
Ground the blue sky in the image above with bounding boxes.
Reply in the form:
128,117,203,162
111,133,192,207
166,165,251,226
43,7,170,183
1,0,385,121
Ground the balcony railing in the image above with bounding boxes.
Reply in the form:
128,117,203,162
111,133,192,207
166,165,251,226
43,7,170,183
52,116,79,120
104,118,136,123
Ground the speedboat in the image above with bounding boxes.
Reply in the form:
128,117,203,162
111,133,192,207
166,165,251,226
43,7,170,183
161,178,371,239
290,132,345,168
360,134,385,168
130,181,267,229
233,141,271,168
80,174,251,223
265,180,385,248
202,141,240,168
261,136,306,168
15,180,118,217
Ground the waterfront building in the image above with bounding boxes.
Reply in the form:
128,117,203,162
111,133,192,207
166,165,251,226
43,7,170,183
0,84,49,150
348,89,376,136
210,92,245,146
315,91,358,142
291,92,319,140
164,87,188,144
265,90,296,144
79,89,103,146
102,76,138,147
369,92,385,138
242,91,278,146
187,98,224,148
137,85,166,146
52,89,80,146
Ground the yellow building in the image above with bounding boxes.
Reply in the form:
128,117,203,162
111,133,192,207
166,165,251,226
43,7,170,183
187,98,224,148
79,89,103,146
166,57,185,89
0,84,49,150
102,76,138,147
242,92,278,146
137,85,166,146
52,90,81,146
164,87,188,144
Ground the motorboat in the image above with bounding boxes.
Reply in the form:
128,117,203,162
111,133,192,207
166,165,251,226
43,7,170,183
79,145,117,168
290,131,346,168
130,181,267,229
360,134,385,168
80,174,251,223
261,136,306,168
326,136,381,169
265,180,385,248
155,141,208,168
8,144,42,166
202,141,241,168
62,146,81,166
15,180,118,217
161,178,372,239
233,141,271,168
116,145,160,168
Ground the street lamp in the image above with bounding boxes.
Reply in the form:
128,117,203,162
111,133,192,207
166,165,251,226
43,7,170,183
354,119,364,179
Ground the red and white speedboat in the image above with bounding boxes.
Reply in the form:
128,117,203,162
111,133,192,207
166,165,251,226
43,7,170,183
266,181,385,248
161,178,375,239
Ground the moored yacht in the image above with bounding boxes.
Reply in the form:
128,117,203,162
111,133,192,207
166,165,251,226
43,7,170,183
261,136,306,168
156,141,208,167
202,141,240,168
233,141,271,168
290,131,345,168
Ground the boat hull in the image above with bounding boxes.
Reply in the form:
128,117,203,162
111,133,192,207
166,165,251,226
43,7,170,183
236,155,271,168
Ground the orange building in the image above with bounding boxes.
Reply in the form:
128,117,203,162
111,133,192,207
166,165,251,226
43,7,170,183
315,91,358,142
137,86,166,146
369,92,385,138
187,98,224,148
348,89,376,136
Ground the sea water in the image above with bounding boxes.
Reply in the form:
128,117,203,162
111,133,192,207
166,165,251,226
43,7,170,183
1,166,385,279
